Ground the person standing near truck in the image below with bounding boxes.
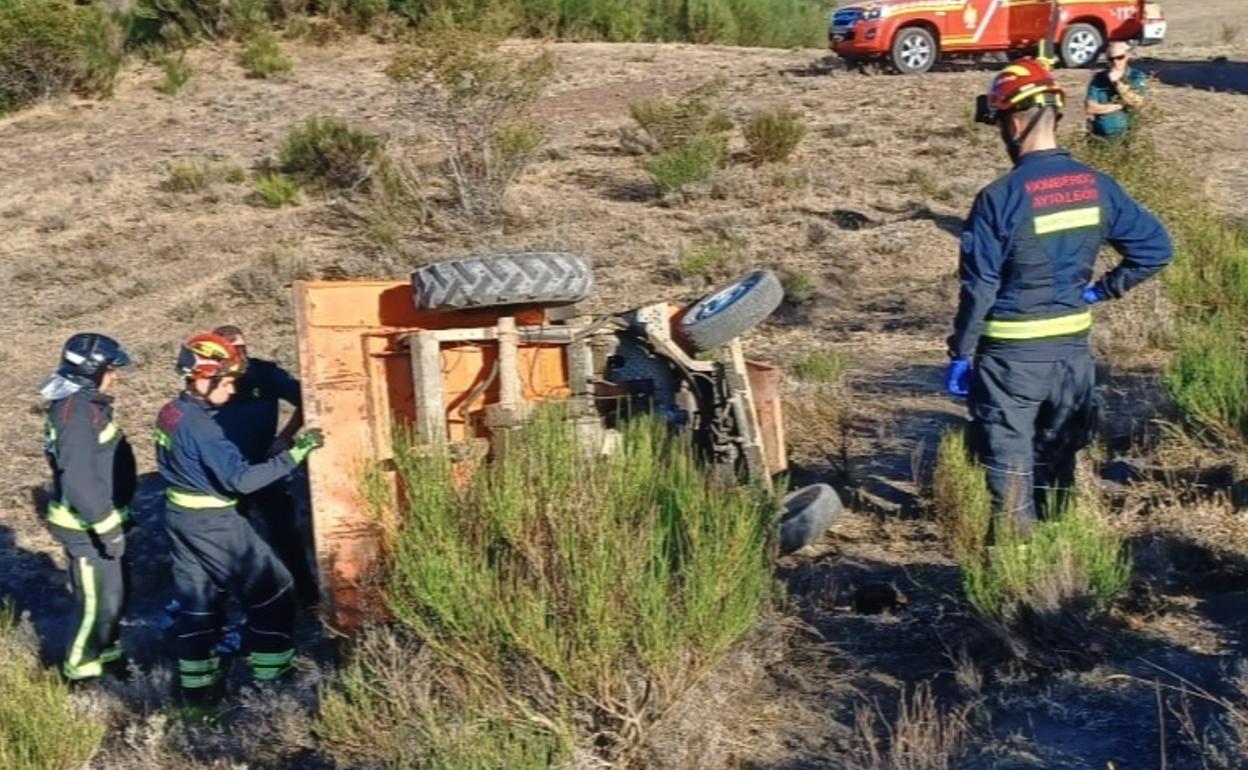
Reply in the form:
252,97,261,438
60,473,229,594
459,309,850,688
1085,41,1147,139
157,332,324,700
209,324,316,606
947,58,1171,534
40,333,136,682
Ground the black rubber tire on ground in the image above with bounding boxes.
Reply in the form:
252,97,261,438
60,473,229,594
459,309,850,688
890,26,938,75
1060,23,1104,69
411,252,593,311
678,270,783,353
779,484,844,555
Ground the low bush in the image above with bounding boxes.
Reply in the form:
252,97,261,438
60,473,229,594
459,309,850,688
128,0,230,48
743,107,807,163
933,430,1130,625
240,30,292,78
0,0,125,115
0,603,105,770
278,116,382,190
156,52,192,94
646,136,727,195
677,236,741,281
161,159,246,192
1163,317,1248,439
510,0,825,47
1076,131,1248,440
791,350,848,384
319,408,776,765
387,30,555,224
628,83,732,152
782,269,816,303
254,172,300,207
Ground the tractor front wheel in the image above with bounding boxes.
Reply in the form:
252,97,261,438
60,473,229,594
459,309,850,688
678,270,783,353
779,484,844,554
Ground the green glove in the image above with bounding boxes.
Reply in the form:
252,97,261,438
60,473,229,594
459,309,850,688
289,428,324,464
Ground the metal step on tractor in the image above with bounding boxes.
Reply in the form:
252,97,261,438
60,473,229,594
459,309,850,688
293,252,844,631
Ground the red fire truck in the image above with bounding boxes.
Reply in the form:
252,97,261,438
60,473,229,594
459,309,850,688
829,0,1167,74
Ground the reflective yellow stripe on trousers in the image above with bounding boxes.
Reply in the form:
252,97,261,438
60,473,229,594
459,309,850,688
63,557,100,680
47,503,125,534
982,310,1093,341
166,489,236,509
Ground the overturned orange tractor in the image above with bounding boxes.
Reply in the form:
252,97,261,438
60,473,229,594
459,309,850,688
293,252,842,631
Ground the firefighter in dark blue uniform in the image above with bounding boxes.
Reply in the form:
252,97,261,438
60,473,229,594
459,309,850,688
156,333,323,700
40,333,136,681
947,59,1172,533
210,324,316,605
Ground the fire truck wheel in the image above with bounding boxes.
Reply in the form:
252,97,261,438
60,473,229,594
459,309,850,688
1060,23,1104,68
779,484,844,555
678,270,783,352
890,26,938,75
411,252,594,310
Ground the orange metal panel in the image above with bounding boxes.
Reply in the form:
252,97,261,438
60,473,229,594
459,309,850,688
294,280,577,631
747,360,787,477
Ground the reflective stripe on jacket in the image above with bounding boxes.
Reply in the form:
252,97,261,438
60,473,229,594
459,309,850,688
949,149,1172,359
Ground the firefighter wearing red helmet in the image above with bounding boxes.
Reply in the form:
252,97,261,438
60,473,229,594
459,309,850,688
946,58,1172,535
156,333,324,701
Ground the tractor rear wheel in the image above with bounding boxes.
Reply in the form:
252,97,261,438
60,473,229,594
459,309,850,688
678,270,783,353
411,252,593,311
779,484,844,554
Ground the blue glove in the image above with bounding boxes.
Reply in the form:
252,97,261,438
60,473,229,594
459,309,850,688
1082,285,1109,305
945,357,972,398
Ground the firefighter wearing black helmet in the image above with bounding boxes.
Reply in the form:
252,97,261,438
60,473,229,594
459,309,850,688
948,59,1172,535
40,333,136,681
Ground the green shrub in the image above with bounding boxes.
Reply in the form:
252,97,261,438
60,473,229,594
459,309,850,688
782,269,816,303
317,627,569,769
240,30,292,77
321,0,390,31
324,408,775,764
678,236,741,280
932,430,1130,621
0,0,125,115
254,172,300,206
229,0,272,37
387,30,554,223
279,116,382,189
1164,317,1248,438
646,137,727,195
743,107,807,163
128,0,230,47
161,159,246,192
791,350,848,384
156,52,192,94
1076,131,1248,439
933,429,993,563
283,13,312,38
509,0,825,47
629,83,732,152
162,160,212,192
0,603,105,770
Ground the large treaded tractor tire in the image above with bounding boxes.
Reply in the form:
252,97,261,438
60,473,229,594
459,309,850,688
678,270,783,353
412,252,593,311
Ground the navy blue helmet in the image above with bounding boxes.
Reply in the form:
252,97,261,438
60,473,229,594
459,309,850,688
58,333,132,382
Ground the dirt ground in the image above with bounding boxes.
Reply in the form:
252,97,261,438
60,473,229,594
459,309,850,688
2,1,1248,766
